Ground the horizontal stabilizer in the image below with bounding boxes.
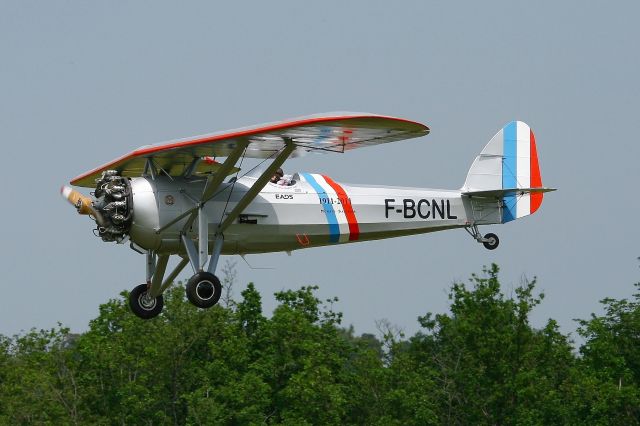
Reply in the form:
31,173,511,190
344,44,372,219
462,187,556,199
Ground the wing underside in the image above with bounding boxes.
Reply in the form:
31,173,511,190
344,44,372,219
71,112,429,187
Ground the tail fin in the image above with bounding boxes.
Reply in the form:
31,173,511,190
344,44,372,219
462,121,553,223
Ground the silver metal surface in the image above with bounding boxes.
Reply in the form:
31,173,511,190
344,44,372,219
207,234,224,274
129,174,477,255
146,252,156,282
128,178,161,248
198,207,208,270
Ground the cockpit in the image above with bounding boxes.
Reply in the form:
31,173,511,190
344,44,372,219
229,164,299,187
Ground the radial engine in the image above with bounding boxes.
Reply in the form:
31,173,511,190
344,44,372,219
62,170,133,243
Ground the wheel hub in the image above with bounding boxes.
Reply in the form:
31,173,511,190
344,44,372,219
195,280,214,301
139,292,156,310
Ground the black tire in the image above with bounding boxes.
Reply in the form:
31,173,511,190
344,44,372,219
129,284,164,319
186,272,222,309
483,233,499,250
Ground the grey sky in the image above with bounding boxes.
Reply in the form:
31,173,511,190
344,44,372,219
1,1,638,340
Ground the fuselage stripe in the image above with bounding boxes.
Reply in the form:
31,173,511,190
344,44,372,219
301,173,340,243
321,175,360,241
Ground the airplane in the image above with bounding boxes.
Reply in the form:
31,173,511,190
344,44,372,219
62,112,555,319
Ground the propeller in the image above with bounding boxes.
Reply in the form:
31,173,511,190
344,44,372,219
61,185,106,227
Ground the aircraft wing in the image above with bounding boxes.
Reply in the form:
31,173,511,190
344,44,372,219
70,112,429,187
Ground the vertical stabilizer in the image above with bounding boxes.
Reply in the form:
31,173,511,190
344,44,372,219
462,121,545,223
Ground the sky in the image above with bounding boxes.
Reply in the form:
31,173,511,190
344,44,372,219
1,1,639,341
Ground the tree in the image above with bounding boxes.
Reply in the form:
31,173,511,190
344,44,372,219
186,282,271,424
404,264,576,424
220,259,238,308
3,264,640,424
72,284,235,424
0,326,81,424
574,282,640,424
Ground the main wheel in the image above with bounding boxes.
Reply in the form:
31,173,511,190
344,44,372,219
129,284,164,319
483,233,499,250
186,272,222,309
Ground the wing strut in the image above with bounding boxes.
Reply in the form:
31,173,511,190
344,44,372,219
180,141,249,235
154,141,248,235
217,141,295,234
143,158,158,180
178,139,295,275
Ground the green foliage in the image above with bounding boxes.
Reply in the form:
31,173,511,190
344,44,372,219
573,282,640,424
0,326,80,424
0,265,638,424
409,264,576,424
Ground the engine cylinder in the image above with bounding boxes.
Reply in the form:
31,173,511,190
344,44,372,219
92,171,133,242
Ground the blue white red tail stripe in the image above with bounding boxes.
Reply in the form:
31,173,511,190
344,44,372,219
502,122,518,222
499,121,543,223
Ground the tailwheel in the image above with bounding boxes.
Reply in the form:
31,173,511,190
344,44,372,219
465,224,500,250
482,233,499,250
186,272,222,308
129,284,164,319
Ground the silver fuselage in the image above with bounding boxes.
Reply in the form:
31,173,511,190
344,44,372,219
129,174,501,255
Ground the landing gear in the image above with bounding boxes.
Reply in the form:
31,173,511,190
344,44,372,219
186,272,222,308
482,233,499,250
129,284,164,319
465,224,500,250
182,230,224,309
128,253,189,319
124,141,293,319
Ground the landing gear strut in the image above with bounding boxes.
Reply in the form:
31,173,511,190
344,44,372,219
127,142,294,318
182,232,225,309
128,252,189,319
465,224,500,250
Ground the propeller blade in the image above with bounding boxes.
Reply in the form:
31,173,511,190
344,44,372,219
61,185,106,226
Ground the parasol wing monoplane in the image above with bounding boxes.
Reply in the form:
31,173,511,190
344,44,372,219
62,112,554,319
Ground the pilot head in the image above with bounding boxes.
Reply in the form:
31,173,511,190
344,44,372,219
271,168,284,183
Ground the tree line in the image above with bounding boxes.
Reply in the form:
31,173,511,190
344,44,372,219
0,264,638,425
